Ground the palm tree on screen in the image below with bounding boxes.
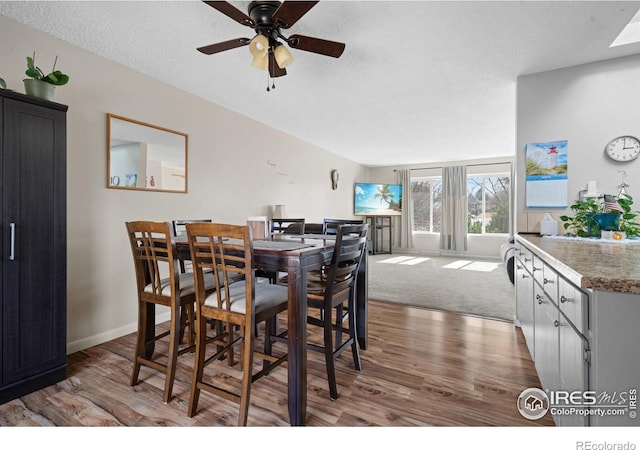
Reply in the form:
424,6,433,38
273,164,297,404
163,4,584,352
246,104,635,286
374,184,393,206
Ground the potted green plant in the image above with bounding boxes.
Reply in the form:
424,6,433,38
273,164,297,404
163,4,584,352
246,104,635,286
560,193,640,238
23,52,69,101
0,77,6,89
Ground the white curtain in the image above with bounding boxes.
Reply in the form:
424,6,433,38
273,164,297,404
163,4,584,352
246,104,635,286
440,165,468,251
396,169,413,249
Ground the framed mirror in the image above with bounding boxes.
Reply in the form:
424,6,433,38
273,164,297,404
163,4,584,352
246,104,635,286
107,113,188,193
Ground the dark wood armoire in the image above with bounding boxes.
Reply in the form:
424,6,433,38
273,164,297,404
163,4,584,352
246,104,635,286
0,89,67,404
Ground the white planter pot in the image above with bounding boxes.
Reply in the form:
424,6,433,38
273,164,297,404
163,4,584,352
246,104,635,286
23,79,55,101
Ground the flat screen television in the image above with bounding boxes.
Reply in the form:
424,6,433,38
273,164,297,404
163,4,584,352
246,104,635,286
354,182,402,216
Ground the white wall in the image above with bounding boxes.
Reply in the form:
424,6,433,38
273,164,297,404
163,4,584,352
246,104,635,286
0,15,367,352
516,54,640,233
368,156,514,259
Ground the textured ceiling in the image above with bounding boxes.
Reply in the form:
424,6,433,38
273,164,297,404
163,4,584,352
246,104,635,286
2,1,640,166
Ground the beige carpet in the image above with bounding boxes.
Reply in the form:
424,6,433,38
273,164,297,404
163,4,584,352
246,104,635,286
367,253,516,321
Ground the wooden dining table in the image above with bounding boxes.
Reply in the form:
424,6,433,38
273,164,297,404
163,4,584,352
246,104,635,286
174,233,368,426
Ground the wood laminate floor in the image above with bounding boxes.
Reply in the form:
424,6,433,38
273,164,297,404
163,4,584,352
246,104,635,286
0,300,553,427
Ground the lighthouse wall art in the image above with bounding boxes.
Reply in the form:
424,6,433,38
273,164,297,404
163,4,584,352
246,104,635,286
525,140,568,208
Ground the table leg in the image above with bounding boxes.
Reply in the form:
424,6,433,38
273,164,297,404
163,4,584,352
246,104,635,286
286,262,307,426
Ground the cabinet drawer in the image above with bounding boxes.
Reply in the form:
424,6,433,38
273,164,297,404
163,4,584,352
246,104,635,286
542,264,559,305
532,255,545,286
559,278,587,334
516,245,533,273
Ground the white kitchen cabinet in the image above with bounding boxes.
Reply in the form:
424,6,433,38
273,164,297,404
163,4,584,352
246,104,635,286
516,234,640,427
515,247,535,358
557,278,589,426
533,282,560,395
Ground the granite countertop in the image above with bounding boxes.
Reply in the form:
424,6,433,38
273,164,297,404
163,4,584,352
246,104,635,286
516,234,640,294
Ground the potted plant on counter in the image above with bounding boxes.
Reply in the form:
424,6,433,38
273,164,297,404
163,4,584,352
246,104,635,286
0,77,6,89
560,193,640,239
23,52,69,101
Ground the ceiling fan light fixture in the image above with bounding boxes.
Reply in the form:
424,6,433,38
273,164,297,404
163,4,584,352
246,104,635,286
274,44,294,69
252,53,269,70
249,34,269,71
249,34,269,58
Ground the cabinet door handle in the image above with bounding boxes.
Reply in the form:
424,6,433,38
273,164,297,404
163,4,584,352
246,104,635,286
532,266,539,272
522,273,529,279
560,295,569,303
536,294,543,304
543,278,553,285
554,320,562,328
8,222,16,260
9,223,16,261
524,257,531,262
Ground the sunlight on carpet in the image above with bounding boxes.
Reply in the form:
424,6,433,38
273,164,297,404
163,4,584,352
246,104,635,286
377,256,431,265
442,260,499,272
461,261,500,272
443,260,472,269
378,256,417,264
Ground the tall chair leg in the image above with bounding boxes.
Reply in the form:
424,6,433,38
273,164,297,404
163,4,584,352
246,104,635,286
163,305,181,404
348,292,361,371
130,302,147,387
323,304,339,400
238,325,255,426
188,310,208,417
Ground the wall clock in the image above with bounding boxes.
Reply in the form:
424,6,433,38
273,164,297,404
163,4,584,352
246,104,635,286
604,135,640,162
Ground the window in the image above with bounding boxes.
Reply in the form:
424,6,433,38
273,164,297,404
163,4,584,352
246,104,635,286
467,174,510,234
410,165,511,235
411,177,442,233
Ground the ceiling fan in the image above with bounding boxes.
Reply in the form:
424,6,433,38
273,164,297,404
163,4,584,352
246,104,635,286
198,1,345,81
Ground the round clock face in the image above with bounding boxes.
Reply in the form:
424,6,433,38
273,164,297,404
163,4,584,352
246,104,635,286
605,135,640,162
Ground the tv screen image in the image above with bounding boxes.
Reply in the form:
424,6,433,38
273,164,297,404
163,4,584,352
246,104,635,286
354,182,402,216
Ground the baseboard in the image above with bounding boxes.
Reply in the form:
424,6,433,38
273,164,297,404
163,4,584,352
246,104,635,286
66,311,171,354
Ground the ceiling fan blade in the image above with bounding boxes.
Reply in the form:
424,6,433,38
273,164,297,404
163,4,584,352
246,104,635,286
202,1,255,27
288,34,345,58
272,1,318,29
269,53,287,78
197,38,251,55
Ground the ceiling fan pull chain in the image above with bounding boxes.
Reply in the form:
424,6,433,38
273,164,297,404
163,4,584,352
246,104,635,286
266,74,276,92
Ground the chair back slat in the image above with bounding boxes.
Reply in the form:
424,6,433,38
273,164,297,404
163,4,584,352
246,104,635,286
186,223,254,319
322,223,368,300
126,221,178,297
271,218,306,235
172,219,212,237
322,218,364,235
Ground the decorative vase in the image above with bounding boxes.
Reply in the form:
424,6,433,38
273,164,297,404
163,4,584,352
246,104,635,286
23,79,55,101
586,213,621,237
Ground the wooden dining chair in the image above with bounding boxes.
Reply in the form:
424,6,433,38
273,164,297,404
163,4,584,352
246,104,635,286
256,218,306,284
271,218,306,235
125,221,217,404
274,223,367,400
305,223,368,400
185,222,289,426
171,219,212,273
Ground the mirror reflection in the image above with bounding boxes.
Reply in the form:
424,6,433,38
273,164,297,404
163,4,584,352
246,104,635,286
107,114,187,193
